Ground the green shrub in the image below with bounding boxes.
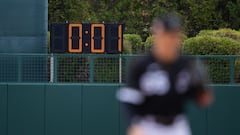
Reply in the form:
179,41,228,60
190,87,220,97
94,58,119,83
183,36,240,55
144,34,188,52
197,28,240,41
183,36,240,83
182,34,188,41
235,60,240,83
57,57,89,82
123,34,143,54
123,39,132,54
144,36,153,52
57,57,120,83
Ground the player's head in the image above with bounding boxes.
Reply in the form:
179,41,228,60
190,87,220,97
151,13,183,63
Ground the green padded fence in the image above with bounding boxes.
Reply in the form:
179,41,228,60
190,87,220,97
0,0,48,53
0,83,240,135
0,54,239,84
0,0,48,82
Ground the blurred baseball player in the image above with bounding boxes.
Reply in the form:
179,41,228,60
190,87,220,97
117,13,213,135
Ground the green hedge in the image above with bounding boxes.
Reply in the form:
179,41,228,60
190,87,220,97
197,28,240,41
122,39,132,54
57,57,89,82
183,36,240,55
94,58,119,83
123,34,143,54
183,35,240,83
144,34,188,52
144,36,153,52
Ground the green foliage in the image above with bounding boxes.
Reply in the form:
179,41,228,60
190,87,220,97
144,36,153,52
123,40,132,54
225,0,240,30
57,57,89,82
179,0,225,36
57,57,120,83
183,35,240,83
48,0,97,28
197,28,240,41
94,58,119,83
182,34,188,41
183,36,240,55
144,34,187,53
235,60,240,83
123,34,143,54
48,0,240,38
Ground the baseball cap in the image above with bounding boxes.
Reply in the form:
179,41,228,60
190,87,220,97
151,13,183,33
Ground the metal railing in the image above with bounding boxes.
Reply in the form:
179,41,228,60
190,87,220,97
0,53,239,84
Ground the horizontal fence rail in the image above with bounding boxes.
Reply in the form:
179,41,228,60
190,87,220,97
0,53,239,84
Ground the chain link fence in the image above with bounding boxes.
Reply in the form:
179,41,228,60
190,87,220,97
196,56,240,84
0,54,239,84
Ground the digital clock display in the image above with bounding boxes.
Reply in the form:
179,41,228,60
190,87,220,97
50,23,124,54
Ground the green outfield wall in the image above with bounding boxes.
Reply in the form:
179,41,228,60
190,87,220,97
0,0,48,82
0,0,48,53
0,83,239,135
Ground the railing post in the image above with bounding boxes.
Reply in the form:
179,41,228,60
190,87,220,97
17,55,22,82
89,55,94,83
230,56,235,84
50,53,54,83
119,54,122,83
53,55,58,82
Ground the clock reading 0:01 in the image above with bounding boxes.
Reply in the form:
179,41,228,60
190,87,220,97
50,23,124,54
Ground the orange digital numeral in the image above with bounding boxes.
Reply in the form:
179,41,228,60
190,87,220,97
68,24,82,53
91,24,105,53
118,25,123,52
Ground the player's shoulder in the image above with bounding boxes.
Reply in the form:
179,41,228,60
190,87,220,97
172,55,191,69
130,54,154,69
178,55,196,65
179,55,206,71
130,54,153,74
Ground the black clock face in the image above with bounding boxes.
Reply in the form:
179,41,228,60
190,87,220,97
50,23,123,54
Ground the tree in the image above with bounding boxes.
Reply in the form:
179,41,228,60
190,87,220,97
48,0,240,37
226,0,240,29
48,0,97,28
